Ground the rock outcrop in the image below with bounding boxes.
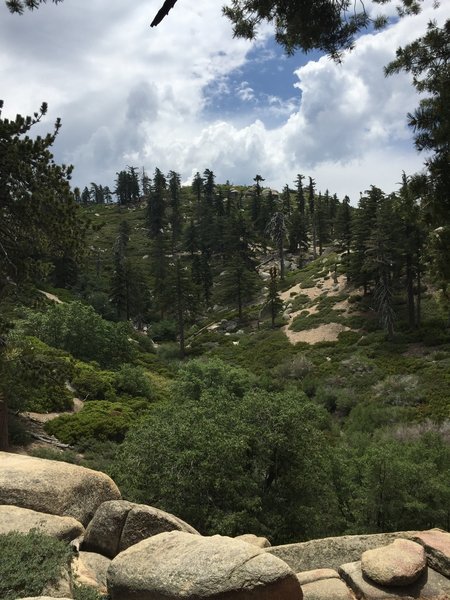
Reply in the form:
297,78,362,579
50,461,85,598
339,560,450,600
267,532,416,572
107,531,303,600
413,529,450,578
0,452,120,526
82,499,199,558
72,551,111,595
361,539,426,586
0,505,84,541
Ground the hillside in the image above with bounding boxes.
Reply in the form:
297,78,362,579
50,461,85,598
1,193,449,548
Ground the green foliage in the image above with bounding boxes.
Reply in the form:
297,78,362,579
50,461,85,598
372,374,424,406
45,400,148,444
16,301,135,367
71,362,116,401
0,335,73,412
0,101,85,295
113,363,155,400
113,359,336,543
0,530,72,600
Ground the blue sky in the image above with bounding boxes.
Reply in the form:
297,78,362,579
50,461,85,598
0,0,448,203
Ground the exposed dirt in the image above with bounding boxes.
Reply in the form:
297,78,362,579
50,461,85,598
282,272,354,345
283,322,351,345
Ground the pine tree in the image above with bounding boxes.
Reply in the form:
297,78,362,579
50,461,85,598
168,170,182,252
308,177,317,258
267,266,283,327
266,211,288,280
335,195,352,277
147,168,167,238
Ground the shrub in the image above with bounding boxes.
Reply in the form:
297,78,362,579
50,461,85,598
273,354,314,380
0,335,74,412
71,362,116,401
0,530,72,600
372,374,424,406
15,302,135,367
44,400,147,444
113,364,155,400
150,319,178,342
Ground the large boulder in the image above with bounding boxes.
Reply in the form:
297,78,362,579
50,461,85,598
0,505,84,541
296,569,340,586
235,533,271,548
82,500,199,558
361,539,426,586
107,531,303,600
300,578,354,600
72,551,111,595
339,561,450,600
0,452,121,526
413,529,450,577
267,531,416,572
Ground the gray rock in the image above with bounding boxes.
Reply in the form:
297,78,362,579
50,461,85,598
296,569,340,586
72,551,111,594
361,539,426,586
107,531,303,600
235,533,271,548
82,500,134,558
267,531,417,572
83,500,199,558
0,505,84,541
339,561,450,600
413,529,450,577
0,452,120,526
119,503,199,551
301,578,355,600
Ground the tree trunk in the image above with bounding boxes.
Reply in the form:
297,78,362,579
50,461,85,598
176,260,185,359
0,397,9,451
279,239,285,280
406,252,415,328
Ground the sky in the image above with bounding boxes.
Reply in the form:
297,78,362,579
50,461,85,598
1,0,449,204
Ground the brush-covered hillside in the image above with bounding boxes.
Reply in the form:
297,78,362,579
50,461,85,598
1,173,449,546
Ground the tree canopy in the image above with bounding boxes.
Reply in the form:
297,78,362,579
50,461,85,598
5,0,428,58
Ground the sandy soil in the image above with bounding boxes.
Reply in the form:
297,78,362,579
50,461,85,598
22,398,84,423
282,271,354,345
283,322,351,345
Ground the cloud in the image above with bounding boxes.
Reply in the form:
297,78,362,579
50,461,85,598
0,0,448,202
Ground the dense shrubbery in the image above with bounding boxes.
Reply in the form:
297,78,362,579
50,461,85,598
0,530,72,600
15,302,135,367
45,400,150,444
0,335,73,412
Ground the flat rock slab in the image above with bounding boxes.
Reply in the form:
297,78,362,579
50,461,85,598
82,500,199,558
361,539,426,586
297,569,340,586
301,578,355,600
339,561,450,600
107,531,303,600
414,529,450,578
0,452,120,526
0,504,84,541
267,532,417,572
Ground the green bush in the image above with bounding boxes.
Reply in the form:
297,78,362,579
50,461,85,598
151,319,178,342
44,400,148,444
15,301,135,367
73,583,106,600
0,530,72,600
372,374,424,406
113,364,155,400
0,335,74,412
71,362,116,401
